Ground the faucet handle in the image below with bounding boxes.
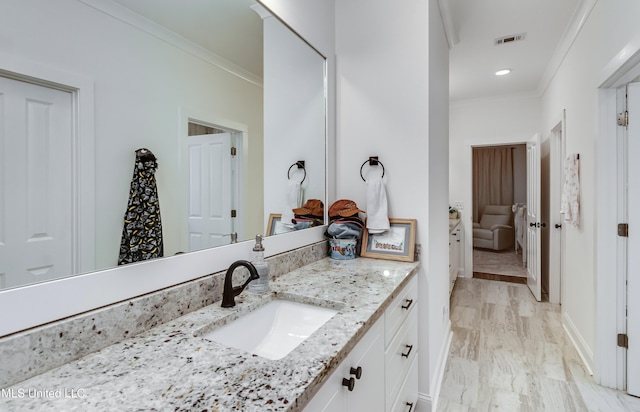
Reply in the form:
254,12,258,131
221,260,260,308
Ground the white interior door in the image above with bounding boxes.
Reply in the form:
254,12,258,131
188,133,233,251
526,133,542,301
0,76,74,289
627,82,640,397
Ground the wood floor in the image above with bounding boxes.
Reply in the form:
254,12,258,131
437,278,640,411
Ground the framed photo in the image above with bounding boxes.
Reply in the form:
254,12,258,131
361,218,417,262
266,213,295,236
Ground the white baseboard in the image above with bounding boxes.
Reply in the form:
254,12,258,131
417,321,453,411
563,311,595,376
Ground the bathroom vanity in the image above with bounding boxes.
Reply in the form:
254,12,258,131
0,256,419,411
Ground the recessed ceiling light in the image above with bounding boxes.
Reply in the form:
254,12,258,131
495,69,511,76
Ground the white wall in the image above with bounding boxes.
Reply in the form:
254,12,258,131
1,0,264,270
449,95,541,276
540,0,640,375
335,0,450,407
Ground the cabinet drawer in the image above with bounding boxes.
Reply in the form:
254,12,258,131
385,276,417,347
385,309,418,411
389,356,418,412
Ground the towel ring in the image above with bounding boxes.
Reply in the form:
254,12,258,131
360,158,385,182
287,161,306,183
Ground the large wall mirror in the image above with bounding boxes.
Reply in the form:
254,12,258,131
0,0,327,292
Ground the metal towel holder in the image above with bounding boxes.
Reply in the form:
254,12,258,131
360,156,385,182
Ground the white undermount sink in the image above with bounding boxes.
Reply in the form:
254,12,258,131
199,300,339,360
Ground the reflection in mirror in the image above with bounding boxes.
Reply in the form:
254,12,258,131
0,0,326,291
260,4,327,236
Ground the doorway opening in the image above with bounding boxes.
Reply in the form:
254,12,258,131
471,143,527,284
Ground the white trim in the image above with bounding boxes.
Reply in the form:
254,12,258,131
429,322,453,412
537,0,598,96
462,138,530,279
78,0,263,87
549,110,566,305
563,312,595,376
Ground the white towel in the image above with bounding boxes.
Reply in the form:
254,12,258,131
561,154,580,227
281,180,300,227
366,176,390,234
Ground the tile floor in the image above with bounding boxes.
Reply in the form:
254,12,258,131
473,248,528,278
437,278,640,411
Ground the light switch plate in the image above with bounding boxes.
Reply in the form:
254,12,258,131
454,201,464,210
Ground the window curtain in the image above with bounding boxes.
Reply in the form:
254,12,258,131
472,147,514,223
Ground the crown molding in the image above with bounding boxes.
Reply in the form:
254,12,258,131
536,0,598,96
437,0,458,50
79,0,263,87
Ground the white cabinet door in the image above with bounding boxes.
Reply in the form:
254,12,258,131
303,318,384,412
348,319,385,412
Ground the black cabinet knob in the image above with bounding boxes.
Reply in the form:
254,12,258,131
342,377,355,391
406,402,414,412
555,223,562,229
529,222,536,227
401,299,413,310
350,366,362,380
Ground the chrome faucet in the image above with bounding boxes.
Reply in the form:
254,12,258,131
221,260,260,308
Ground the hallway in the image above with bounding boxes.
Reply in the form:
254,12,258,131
438,278,640,411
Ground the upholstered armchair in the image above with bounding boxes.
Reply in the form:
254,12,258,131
473,205,515,251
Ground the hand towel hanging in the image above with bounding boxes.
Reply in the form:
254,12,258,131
560,153,580,227
365,175,390,234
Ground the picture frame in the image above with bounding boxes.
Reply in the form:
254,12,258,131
266,214,281,236
361,218,417,262
266,213,295,236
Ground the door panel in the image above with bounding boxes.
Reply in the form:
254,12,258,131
187,133,233,251
527,133,542,301
0,76,73,289
627,82,640,397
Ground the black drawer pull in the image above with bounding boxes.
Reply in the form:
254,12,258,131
350,366,362,379
342,377,355,391
401,344,413,358
406,402,414,412
401,299,413,310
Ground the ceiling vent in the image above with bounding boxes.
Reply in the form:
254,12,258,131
494,33,526,45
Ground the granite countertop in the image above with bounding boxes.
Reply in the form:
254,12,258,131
1,257,419,411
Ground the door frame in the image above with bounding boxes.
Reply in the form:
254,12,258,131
179,108,247,252
596,46,640,389
462,139,528,279
549,111,566,305
0,53,95,276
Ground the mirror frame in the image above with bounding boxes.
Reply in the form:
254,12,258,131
0,2,329,338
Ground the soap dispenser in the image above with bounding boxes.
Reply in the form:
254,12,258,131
247,234,270,293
